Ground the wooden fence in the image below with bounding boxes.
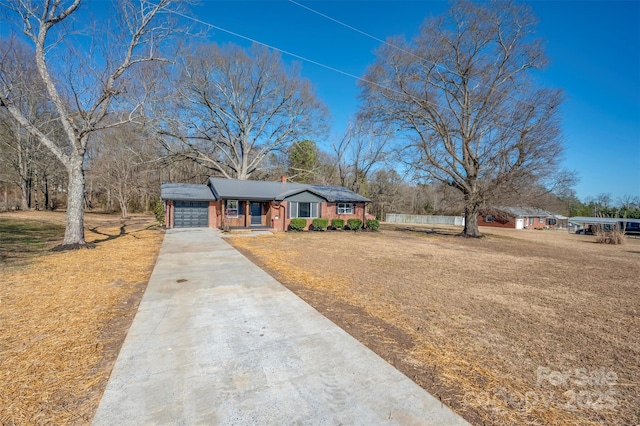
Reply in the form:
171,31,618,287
385,213,465,226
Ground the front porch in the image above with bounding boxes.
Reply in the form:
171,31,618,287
220,200,283,231
221,226,274,237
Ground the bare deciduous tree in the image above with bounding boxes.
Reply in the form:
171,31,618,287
360,0,569,237
86,124,158,218
159,43,329,180
0,0,184,248
332,119,390,195
0,39,64,211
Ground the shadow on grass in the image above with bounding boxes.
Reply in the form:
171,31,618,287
88,224,127,244
392,225,463,237
0,218,65,263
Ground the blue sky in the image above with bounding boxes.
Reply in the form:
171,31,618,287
2,1,638,200
187,0,639,201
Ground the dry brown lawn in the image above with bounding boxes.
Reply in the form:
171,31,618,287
229,224,640,426
0,211,164,425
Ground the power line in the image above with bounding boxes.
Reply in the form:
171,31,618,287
160,8,370,86
158,6,445,123
160,4,557,147
288,0,540,110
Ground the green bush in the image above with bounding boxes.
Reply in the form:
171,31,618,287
312,218,329,231
366,219,380,231
331,218,344,230
289,218,307,231
347,218,362,231
153,199,165,226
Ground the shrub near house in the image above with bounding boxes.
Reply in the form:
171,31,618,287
289,218,307,231
312,218,329,231
161,177,371,231
347,219,363,231
366,219,380,231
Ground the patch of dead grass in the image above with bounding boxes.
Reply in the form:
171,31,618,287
229,226,640,425
0,211,164,425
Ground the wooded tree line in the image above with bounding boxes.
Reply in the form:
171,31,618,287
0,0,613,245
566,194,640,219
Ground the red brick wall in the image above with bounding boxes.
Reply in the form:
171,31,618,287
322,202,367,222
478,214,515,229
208,201,219,228
478,214,548,229
270,202,286,231
283,202,367,231
165,200,173,228
526,217,547,229
166,199,370,231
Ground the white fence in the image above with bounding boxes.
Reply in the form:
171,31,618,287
385,214,465,226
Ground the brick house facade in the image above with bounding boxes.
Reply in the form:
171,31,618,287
479,207,563,230
161,177,371,231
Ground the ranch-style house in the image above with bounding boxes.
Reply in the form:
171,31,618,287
478,206,568,230
161,177,371,231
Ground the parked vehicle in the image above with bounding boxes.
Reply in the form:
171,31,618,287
575,226,594,235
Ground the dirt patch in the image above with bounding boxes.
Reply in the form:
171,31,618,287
229,226,640,425
0,211,164,425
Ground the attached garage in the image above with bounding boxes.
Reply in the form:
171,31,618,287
161,183,217,229
174,201,209,228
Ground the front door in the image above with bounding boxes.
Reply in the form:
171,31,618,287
250,202,262,225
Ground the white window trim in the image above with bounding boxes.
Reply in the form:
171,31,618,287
484,215,494,223
337,203,354,215
289,201,319,219
226,200,239,218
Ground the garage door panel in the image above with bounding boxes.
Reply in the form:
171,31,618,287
174,201,209,228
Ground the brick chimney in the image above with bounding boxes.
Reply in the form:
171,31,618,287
280,175,287,183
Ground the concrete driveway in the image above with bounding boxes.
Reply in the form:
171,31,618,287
93,228,468,425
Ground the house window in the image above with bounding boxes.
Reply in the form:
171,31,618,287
226,200,239,218
484,215,494,223
337,203,354,214
289,202,319,219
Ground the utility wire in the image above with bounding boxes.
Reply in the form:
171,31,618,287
160,5,554,147
160,8,371,87
289,0,539,109
157,6,458,121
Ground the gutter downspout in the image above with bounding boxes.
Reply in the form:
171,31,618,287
282,203,286,231
363,202,366,229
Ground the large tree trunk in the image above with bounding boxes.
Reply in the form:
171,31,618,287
62,157,86,247
462,197,482,238
44,176,50,210
118,194,129,218
20,177,30,210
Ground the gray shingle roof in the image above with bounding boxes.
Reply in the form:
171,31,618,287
161,183,216,201
493,206,554,218
207,178,370,203
304,184,371,203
